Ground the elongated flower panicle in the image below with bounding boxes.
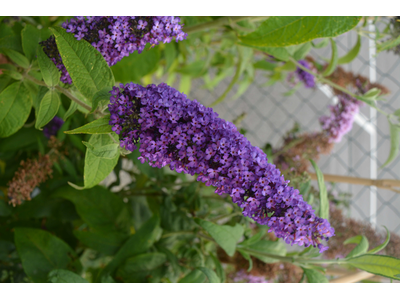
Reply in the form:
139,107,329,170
40,16,187,84
108,82,334,251
319,93,362,143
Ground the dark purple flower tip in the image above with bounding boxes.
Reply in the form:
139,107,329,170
43,116,64,139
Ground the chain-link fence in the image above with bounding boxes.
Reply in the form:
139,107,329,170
189,23,400,235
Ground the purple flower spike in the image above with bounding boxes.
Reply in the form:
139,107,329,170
43,116,64,139
319,93,363,143
108,82,335,251
40,16,188,84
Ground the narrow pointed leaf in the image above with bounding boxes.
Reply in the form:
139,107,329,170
35,89,60,129
310,159,329,220
37,47,60,87
338,35,361,64
65,115,112,134
347,254,400,281
197,267,220,283
368,226,390,254
322,38,338,76
381,120,400,168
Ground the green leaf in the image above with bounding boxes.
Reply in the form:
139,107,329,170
83,141,119,159
179,75,191,95
102,215,162,276
14,227,82,283
73,230,128,256
310,159,329,220
178,269,206,283
0,199,12,217
177,60,208,78
312,38,330,49
253,60,276,71
239,230,265,247
63,101,78,121
363,88,381,99
35,89,60,129
111,46,160,83
338,35,361,65
1,69,22,80
344,235,369,258
21,24,41,62
116,252,167,283
292,42,312,60
237,249,253,271
302,268,328,283
347,254,400,280
0,82,32,138
50,26,114,100
158,246,182,278
368,226,390,254
239,43,290,61
83,133,119,188
37,47,60,87
239,17,361,47
90,87,112,113
210,252,225,283
48,269,88,283
241,240,287,263
65,115,112,134
196,267,220,283
194,218,243,257
164,42,177,72
52,185,130,234
0,74,12,93
377,35,400,53
322,38,338,76
2,48,30,69
381,120,400,168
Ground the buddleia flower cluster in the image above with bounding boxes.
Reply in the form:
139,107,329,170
40,16,187,84
287,59,316,88
108,82,335,252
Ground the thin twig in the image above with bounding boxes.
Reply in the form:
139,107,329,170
308,172,400,193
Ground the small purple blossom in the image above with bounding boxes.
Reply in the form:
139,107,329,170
287,60,316,88
108,82,335,251
40,17,187,85
43,116,64,139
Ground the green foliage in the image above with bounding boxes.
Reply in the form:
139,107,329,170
82,133,120,188
195,218,243,256
14,228,82,283
35,89,60,129
50,26,114,100
344,235,369,258
111,46,160,83
338,35,361,64
37,46,60,87
347,254,400,280
310,159,329,220
48,269,88,283
368,227,390,254
302,268,328,283
2,48,30,69
65,115,112,134
239,17,361,47
0,82,32,138
381,120,400,168
322,39,338,76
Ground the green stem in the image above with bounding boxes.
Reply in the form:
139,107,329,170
22,73,93,112
237,246,347,265
210,211,243,222
210,46,242,107
185,16,254,34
